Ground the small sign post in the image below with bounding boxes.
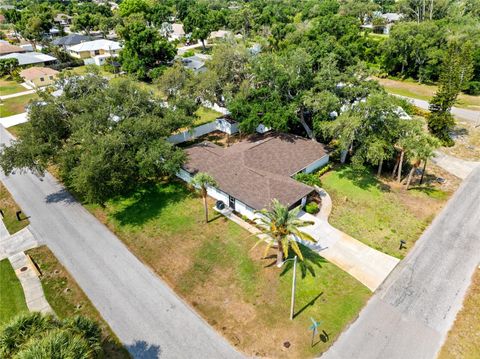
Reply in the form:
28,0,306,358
309,317,322,347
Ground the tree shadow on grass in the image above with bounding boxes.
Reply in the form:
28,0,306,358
336,165,391,192
293,292,324,319
111,182,192,227
280,244,326,279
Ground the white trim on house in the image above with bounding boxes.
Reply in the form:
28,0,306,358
295,154,330,175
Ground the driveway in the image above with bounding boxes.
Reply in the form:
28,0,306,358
297,211,399,292
322,166,480,359
0,112,28,128
432,150,480,179
0,125,241,359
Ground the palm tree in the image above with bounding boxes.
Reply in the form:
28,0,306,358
254,199,317,267
192,172,217,223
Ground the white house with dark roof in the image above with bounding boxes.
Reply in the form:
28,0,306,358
67,39,121,65
178,133,329,220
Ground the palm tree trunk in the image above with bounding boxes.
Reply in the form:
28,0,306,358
276,241,284,267
202,192,208,223
377,158,383,176
397,150,404,182
405,160,420,189
420,159,427,185
392,153,400,177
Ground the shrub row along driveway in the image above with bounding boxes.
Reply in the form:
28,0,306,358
0,125,241,359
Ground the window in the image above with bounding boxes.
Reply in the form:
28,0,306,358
40,77,44,82
49,76,53,80
94,50,100,55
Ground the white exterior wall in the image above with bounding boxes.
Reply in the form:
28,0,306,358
215,118,239,135
232,200,256,220
167,121,218,144
304,155,329,174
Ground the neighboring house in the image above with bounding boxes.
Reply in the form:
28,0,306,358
20,67,59,88
67,39,121,65
0,52,57,67
53,33,91,48
181,55,207,73
0,42,26,56
178,133,329,220
362,12,403,34
169,23,185,41
209,30,233,40
54,13,72,27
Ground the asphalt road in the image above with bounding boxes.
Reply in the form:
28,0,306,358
398,96,480,125
0,125,241,359
322,165,480,359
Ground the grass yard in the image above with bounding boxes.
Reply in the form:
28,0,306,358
321,165,449,258
0,183,29,234
439,269,480,359
27,246,130,358
376,77,480,110
87,181,370,358
0,259,28,325
0,78,27,96
195,106,222,125
6,122,28,139
63,65,114,79
0,93,38,117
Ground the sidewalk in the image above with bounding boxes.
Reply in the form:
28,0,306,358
0,220,52,314
0,112,28,128
432,150,480,179
0,89,36,100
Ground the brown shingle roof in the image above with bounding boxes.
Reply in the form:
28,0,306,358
183,133,328,210
20,67,59,81
0,42,26,55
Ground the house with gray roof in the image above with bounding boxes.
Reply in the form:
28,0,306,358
52,33,91,48
178,133,329,219
0,52,57,66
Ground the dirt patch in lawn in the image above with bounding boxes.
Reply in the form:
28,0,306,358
27,246,130,359
442,121,480,161
439,269,480,359
87,181,370,358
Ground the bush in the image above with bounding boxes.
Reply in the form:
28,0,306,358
464,81,480,96
294,172,322,187
305,202,319,214
182,50,195,58
316,163,332,176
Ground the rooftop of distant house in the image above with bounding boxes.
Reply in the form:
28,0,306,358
20,66,59,81
53,33,91,47
183,133,328,210
67,39,121,52
0,52,57,66
0,42,26,55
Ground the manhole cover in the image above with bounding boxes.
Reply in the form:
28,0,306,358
283,341,291,349
20,266,28,272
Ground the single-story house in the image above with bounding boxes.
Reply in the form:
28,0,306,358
0,42,26,56
0,52,57,67
54,13,72,27
178,133,329,220
215,115,239,135
181,55,206,73
67,39,121,65
52,33,91,48
20,67,59,88
169,23,185,41
209,30,233,40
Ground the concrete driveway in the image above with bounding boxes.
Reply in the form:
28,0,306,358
432,150,480,179
298,211,399,292
0,112,28,128
0,125,241,359
321,166,480,359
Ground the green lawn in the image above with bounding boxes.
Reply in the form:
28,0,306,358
6,122,28,139
0,183,29,234
0,93,38,117
194,106,222,125
63,65,114,79
321,166,447,258
0,78,27,96
0,259,28,325
27,246,129,358
87,181,370,358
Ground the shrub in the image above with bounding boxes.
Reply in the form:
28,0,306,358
316,164,332,177
294,172,322,187
305,202,319,214
464,81,480,96
182,50,195,58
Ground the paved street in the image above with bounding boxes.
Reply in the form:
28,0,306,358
397,95,480,125
322,166,480,359
0,125,241,359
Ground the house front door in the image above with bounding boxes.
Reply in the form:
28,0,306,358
229,195,236,210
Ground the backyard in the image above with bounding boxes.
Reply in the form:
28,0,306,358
376,77,480,110
87,181,370,358
321,165,450,258
0,93,38,117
